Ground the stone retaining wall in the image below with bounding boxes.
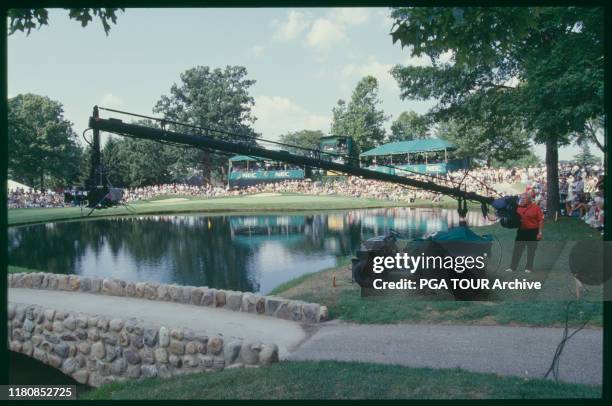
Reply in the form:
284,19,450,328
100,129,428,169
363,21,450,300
8,272,328,323
8,302,279,387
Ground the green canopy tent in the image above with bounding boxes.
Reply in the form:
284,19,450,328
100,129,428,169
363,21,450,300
360,139,455,163
359,139,465,175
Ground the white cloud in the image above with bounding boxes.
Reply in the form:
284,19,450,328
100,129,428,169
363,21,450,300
252,95,330,141
438,50,455,64
402,48,454,67
306,18,347,51
272,8,370,52
250,45,264,57
404,54,432,67
273,11,309,42
504,76,520,88
100,93,124,108
342,57,397,91
376,9,396,29
329,8,370,26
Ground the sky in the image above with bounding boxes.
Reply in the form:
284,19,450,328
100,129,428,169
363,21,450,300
7,7,601,161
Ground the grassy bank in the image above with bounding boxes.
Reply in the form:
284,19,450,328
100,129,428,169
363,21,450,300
273,217,604,327
82,360,600,399
8,265,39,274
8,193,430,226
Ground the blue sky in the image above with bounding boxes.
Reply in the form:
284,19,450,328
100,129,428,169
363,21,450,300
8,7,599,160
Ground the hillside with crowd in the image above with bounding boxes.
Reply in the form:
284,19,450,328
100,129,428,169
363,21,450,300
8,162,605,232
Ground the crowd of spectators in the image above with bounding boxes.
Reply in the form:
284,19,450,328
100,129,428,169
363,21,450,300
122,184,226,202
7,163,605,233
8,188,66,209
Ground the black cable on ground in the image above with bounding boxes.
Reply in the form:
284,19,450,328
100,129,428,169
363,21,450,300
544,300,592,381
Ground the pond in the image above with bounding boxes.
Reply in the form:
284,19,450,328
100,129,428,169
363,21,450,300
8,208,490,294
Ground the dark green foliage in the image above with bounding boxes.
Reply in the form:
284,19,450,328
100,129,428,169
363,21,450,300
101,120,198,188
388,111,429,142
279,130,325,155
8,8,124,35
491,152,541,169
390,7,603,216
331,76,388,152
153,65,258,183
8,94,85,189
573,144,601,167
436,118,531,165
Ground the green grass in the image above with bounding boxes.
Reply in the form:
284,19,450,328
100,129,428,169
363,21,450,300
269,260,352,296
8,193,421,226
8,265,40,274
274,218,604,327
82,360,600,400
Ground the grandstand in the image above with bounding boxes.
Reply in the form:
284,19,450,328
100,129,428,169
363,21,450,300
360,139,469,175
228,154,306,187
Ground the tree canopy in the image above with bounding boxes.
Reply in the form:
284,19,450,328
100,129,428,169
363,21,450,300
8,8,124,35
388,111,429,142
279,130,324,156
390,6,603,216
435,117,531,166
8,94,85,189
573,144,601,167
153,65,258,182
491,152,541,169
330,76,388,152
101,120,197,188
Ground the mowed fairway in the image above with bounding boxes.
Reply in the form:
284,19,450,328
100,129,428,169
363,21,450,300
8,193,414,226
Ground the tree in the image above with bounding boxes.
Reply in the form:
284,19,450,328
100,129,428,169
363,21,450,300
153,65,258,183
435,117,531,167
491,152,541,169
279,130,324,155
573,144,601,167
8,8,124,35
390,7,603,217
330,76,388,152
101,137,128,187
8,94,84,189
388,111,429,142
574,116,604,153
101,121,198,188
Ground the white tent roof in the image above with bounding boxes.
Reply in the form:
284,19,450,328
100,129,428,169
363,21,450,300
8,180,32,192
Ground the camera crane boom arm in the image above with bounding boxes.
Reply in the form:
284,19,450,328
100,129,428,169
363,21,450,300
87,108,494,213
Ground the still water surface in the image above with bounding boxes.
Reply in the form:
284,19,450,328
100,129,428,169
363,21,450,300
9,208,489,294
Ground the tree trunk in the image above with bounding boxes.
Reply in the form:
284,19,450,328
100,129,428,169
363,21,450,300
545,137,559,219
40,169,44,190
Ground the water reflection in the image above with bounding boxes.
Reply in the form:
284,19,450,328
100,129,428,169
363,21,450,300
8,208,489,294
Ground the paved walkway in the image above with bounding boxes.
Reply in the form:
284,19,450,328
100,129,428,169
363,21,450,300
10,288,602,385
288,321,603,386
8,288,307,357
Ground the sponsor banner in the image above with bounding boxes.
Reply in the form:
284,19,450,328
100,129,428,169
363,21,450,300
229,169,305,181
228,169,305,187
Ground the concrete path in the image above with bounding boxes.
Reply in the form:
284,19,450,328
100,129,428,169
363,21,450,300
8,288,307,357
10,288,602,385
287,321,603,386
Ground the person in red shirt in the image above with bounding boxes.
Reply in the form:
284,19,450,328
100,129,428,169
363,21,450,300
507,192,544,273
